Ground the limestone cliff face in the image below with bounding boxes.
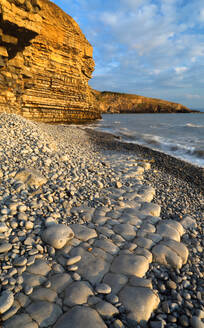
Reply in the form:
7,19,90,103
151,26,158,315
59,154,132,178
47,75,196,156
92,90,192,114
0,0,99,122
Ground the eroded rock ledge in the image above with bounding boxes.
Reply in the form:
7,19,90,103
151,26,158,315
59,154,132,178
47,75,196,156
0,0,100,123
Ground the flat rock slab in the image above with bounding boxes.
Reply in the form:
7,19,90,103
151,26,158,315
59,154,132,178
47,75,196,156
160,239,189,264
96,226,114,238
152,243,183,269
113,223,136,241
95,301,119,318
42,224,74,249
111,254,149,277
156,222,181,242
0,243,12,253
181,216,197,229
129,276,153,289
123,191,140,201
191,316,204,328
93,239,119,255
122,208,142,216
54,306,107,328
22,272,46,288
3,314,38,328
146,233,162,244
30,287,58,303
26,259,51,276
26,301,62,327
119,286,160,324
14,168,47,188
139,202,161,217
70,224,97,241
119,214,142,226
49,273,73,293
134,247,153,263
140,222,156,233
70,246,111,285
103,273,128,294
0,290,14,314
134,236,155,249
64,281,94,307
163,220,185,236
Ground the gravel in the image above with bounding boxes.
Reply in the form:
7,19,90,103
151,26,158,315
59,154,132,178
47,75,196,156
0,113,203,328
85,127,204,327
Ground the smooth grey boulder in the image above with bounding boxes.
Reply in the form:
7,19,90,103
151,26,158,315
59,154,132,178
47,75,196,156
29,287,58,303
152,243,183,269
42,224,74,249
119,286,159,324
70,224,97,241
93,239,119,255
26,259,51,276
113,223,136,241
64,281,94,307
103,273,128,294
26,301,62,327
54,306,107,328
159,239,188,264
191,316,204,328
95,301,119,318
3,314,38,328
14,168,47,188
0,243,12,253
49,273,73,293
181,215,197,229
140,202,161,217
156,222,181,242
70,246,111,285
0,290,14,314
111,254,149,277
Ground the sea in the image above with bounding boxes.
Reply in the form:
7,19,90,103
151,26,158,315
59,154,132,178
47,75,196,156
90,113,204,168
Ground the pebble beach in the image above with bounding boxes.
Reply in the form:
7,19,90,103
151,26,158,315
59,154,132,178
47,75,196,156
0,113,203,328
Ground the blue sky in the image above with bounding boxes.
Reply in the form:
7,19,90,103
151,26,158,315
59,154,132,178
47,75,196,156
52,0,204,109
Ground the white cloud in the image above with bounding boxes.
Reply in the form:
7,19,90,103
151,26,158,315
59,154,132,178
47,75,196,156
174,66,188,74
53,0,204,107
100,12,119,26
151,69,162,75
185,94,201,99
200,8,204,21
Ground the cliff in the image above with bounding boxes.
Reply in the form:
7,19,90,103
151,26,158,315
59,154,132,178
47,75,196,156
0,0,100,123
92,90,192,114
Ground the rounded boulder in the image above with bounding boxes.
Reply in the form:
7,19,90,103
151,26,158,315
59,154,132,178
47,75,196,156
42,224,74,249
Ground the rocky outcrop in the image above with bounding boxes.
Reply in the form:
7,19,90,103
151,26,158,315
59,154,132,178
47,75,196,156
0,0,100,122
92,90,193,114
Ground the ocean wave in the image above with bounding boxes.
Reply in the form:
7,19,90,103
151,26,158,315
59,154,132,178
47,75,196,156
142,134,162,146
92,114,204,167
192,149,204,158
185,123,204,128
120,132,204,164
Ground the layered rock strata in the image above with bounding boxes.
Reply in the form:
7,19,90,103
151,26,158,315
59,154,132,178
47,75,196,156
92,90,193,113
0,0,99,122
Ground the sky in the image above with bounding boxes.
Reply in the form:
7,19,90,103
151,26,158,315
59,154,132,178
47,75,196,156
52,0,204,109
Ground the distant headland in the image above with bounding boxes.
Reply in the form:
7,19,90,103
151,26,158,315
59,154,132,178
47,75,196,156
92,90,200,114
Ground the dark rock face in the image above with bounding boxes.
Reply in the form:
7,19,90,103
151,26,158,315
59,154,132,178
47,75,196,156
0,0,100,123
92,90,192,114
